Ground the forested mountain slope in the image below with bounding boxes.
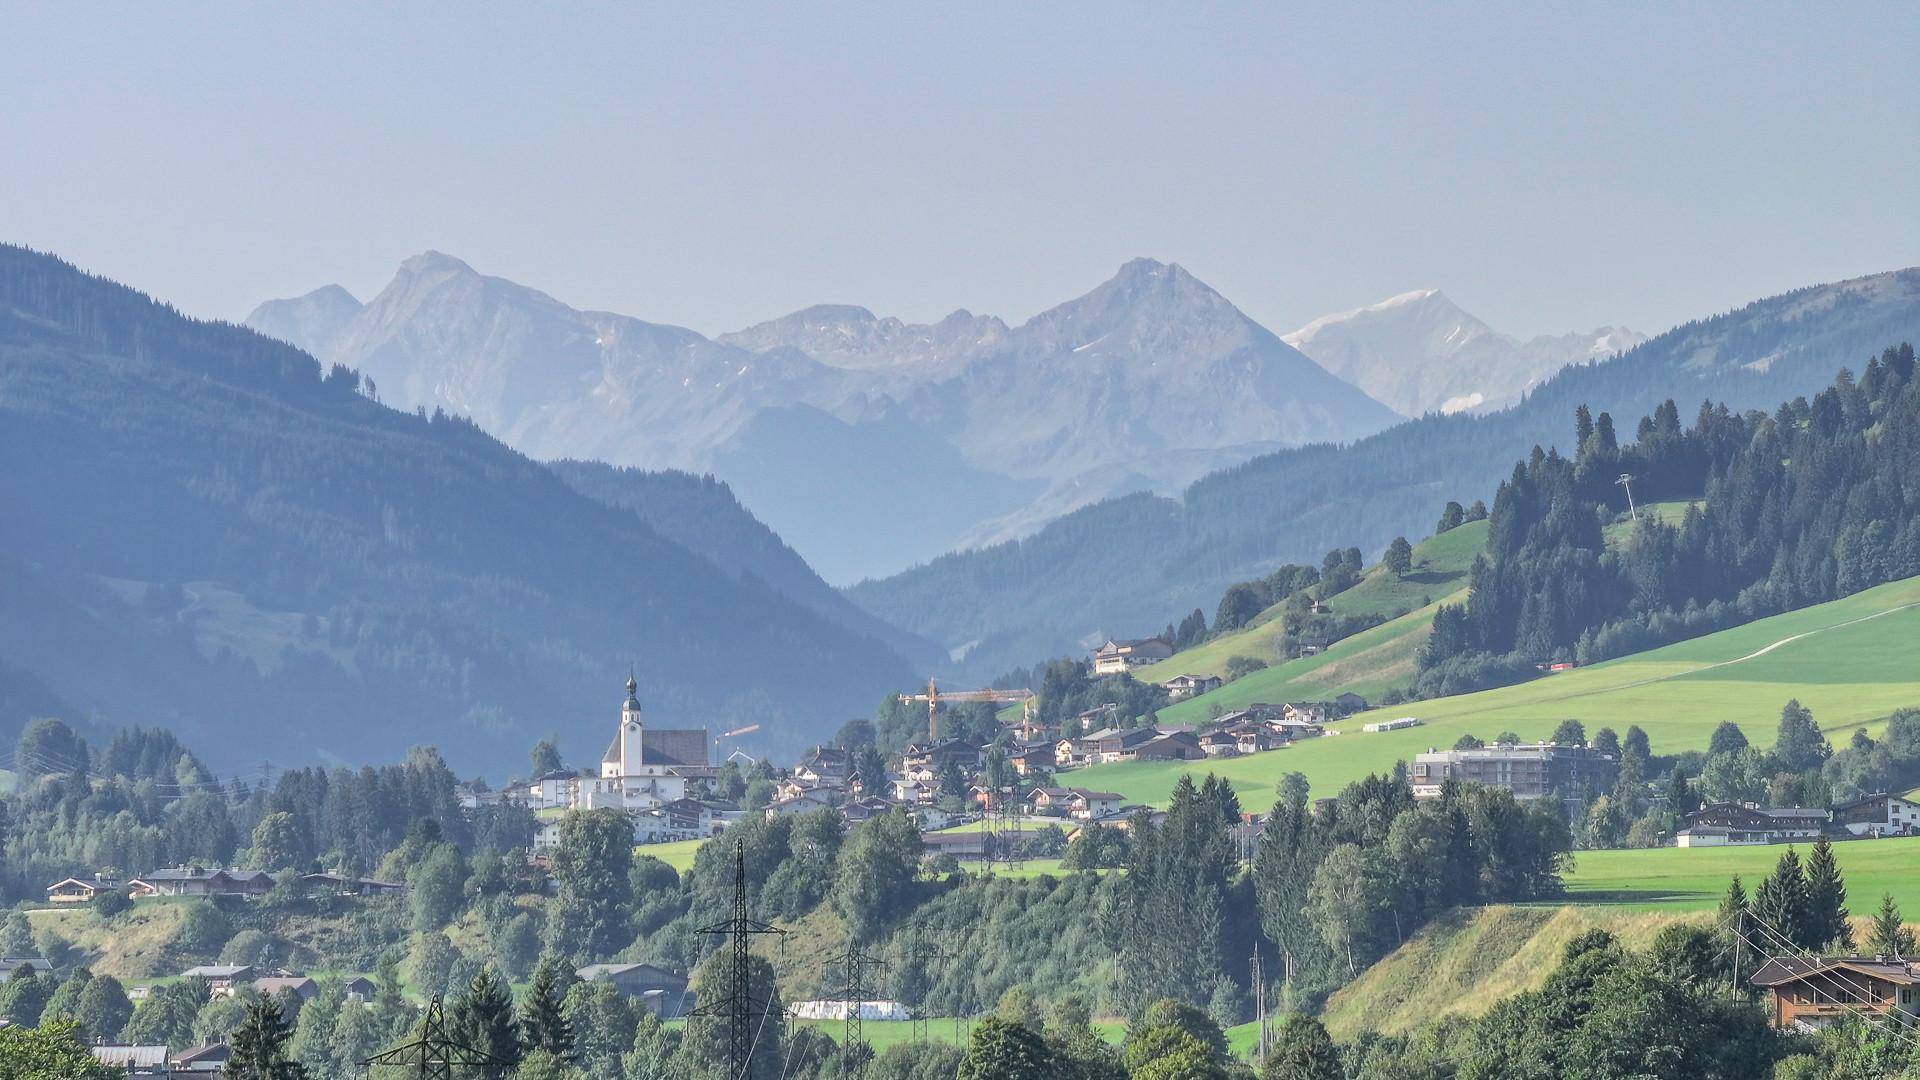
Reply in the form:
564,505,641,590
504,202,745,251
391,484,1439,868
547,460,939,664
849,268,1920,680
0,245,916,769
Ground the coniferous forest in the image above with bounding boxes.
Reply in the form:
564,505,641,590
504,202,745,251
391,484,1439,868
1420,345,1920,696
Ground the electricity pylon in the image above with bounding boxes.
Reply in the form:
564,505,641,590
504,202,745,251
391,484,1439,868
360,995,507,1079
692,840,785,1078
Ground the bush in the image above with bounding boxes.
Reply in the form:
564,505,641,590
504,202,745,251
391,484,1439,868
92,889,131,918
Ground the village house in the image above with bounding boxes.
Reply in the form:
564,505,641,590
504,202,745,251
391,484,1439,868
1830,792,1920,838
1068,789,1126,821
793,746,854,788
1164,673,1223,701
839,797,900,825
251,975,321,1003
764,789,838,818
578,963,694,1018
901,738,983,775
1006,741,1056,776
1750,956,1920,1030
1675,803,1832,847
45,876,123,904
889,776,936,804
578,678,709,812
0,957,53,977
1200,729,1242,757
1092,637,1175,675
1132,730,1206,762
179,964,256,992
174,1040,233,1074
1026,787,1078,816
173,1040,232,1074
1283,702,1329,726
299,871,406,897
1409,742,1618,801
89,1044,172,1076
130,867,274,899
1083,726,1160,763
1333,692,1370,715
525,769,577,810
634,798,727,842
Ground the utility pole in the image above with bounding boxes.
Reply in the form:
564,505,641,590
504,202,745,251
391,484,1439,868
360,995,506,1079
826,933,886,1072
693,840,785,1079
1251,943,1270,1066
1616,472,1639,521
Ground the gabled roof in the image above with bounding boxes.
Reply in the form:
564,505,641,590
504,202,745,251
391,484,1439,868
1831,791,1920,813
175,1041,232,1064
578,962,687,984
1750,956,1920,987
47,876,119,890
1070,788,1123,801
181,964,254,979
90,1045,170,1068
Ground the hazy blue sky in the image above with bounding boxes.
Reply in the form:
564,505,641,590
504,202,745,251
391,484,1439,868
4,4,1915,339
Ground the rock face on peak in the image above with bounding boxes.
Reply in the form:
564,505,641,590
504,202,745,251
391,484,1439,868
718,304,1008,377
1283,289,1646,417
249,255,1402,581
244,284,362,359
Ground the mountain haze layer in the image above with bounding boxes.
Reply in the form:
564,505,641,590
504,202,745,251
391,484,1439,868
1282,288,1646,416
249,256,1401,581
848,267,1920,679
1,245,917,769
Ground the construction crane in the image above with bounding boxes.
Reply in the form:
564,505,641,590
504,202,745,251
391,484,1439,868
900,678,1034,741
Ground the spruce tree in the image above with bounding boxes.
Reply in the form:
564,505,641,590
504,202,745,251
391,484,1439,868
227,996,309,1080
519,955,576,1059
1802,836,1852,951
1750,849,1811,953
1716,876,1753,989
449,967,521,1078
1867,893,1917,958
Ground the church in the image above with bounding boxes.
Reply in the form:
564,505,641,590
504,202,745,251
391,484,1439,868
575,677,711,811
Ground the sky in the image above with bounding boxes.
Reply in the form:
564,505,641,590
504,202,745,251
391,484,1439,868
3,3,1916,340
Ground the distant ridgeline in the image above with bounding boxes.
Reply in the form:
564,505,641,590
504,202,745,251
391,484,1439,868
849,269,1920,681
1420,345,1920,698
0,245,916,767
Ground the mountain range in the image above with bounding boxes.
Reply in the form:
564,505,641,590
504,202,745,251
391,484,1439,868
0,244,920,770
847,266,1920,679
1282,288,1645,416
250,258,1430,582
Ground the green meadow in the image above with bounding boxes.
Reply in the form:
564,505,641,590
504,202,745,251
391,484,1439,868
1144,521,1488,699
1562,834,1920,912
1074,574,1920,808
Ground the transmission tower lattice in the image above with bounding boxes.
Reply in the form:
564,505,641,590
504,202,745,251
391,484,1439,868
826,933,887,1070
693,840,785,1078
359,994,508,1079
907,933,956,1044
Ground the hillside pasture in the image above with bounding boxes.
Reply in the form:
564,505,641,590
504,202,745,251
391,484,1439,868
1072,574,1920,807
1144,521,1486,690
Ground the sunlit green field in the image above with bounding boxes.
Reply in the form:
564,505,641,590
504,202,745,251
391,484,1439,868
633,838,706,872
1073,574,1920,808
1146,521,1488,693
1562,835,1920,912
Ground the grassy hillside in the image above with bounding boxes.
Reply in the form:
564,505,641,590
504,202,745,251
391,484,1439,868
1319,833,1920,1042
1602,499,1698,550
1143,522,1488,716
1073,574,1920,807
1317,905,1701,1039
